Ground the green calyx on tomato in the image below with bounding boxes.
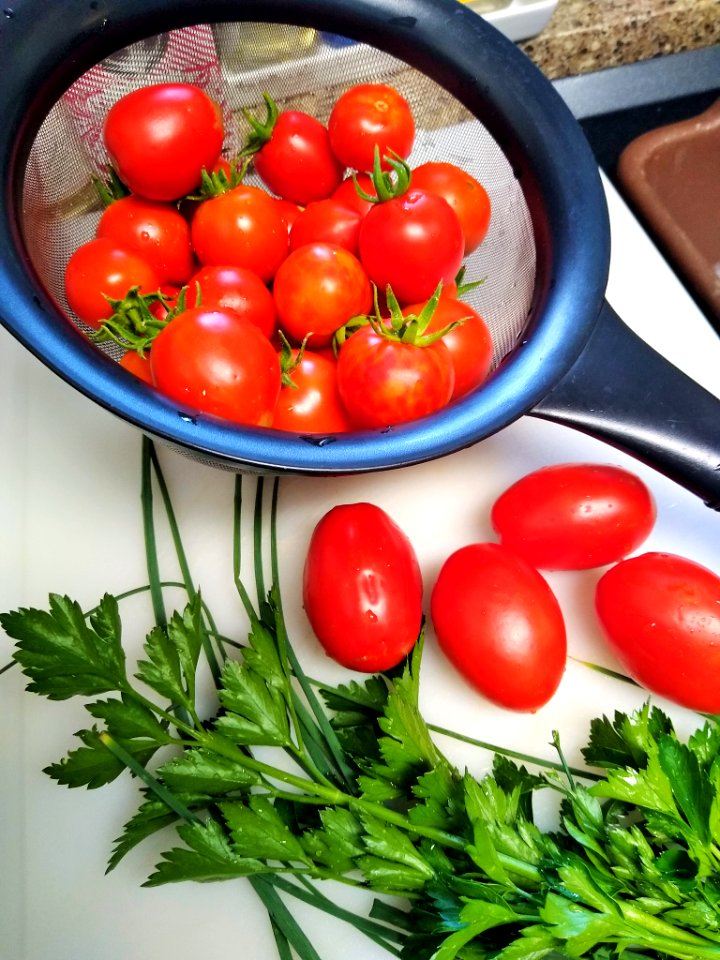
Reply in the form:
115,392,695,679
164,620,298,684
453,263,486,298
354,146,412,204
277,330,311,389
240,91,280,155
91,285,188,355
335,282,465,351
186,157,249,200
93,166,130,208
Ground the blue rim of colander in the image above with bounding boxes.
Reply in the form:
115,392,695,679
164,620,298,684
0,0,610,473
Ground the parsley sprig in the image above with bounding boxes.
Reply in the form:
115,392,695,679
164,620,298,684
3,440,720,959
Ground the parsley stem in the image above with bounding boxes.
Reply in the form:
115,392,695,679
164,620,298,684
252,877,324,960
253,475,267,606
99,731,201,823
87,581,187,611
146,441,224,683
194,730,344,802
270,875,406,955
233,477,262,624
346,795,466,851
570,656,637,685
141,436,167,629
268,479,367,793
268,918,295,960
270,477,372,791
621,903,720,956
550,729,576,789
235,476,352,793
116,680,199,738
428,721,601,780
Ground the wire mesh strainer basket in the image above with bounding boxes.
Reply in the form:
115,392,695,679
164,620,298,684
3,0,720,501
25,21,535,369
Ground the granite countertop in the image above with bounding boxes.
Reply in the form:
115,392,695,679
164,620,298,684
519,0,720,79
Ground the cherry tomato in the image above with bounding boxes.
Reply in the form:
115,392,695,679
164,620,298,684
403,295,493,400
595,552,720,713
358,190,464,304
273,349,352,434
187,265,276,340
289,199,363,255
103,83,224,201
149,306,281,426
303,502,423,672
272,242,372,348
337,325,454,428
430,543,567,712
491,463,656,571
191,185,289,283
119,350,154,385
332,173,377,217
328,83,415,172
96,196,195,286
253,110,344,206
64,238,160,329
411,161,492,254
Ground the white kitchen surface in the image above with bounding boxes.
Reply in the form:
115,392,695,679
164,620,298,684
1,172,719,959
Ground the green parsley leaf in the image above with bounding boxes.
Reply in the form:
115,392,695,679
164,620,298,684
657,735,713,845
538,893,619,955
302,807,364,874
240,607,288,692
361,813,435,878
368,638,444,793
432,899,523,960
321,674,389,714
221,796,310,864
582,704,673,770
107,796,183,872
408,764,465,832
86,694,170,743
44,726,156,789
3,593,126,699
135,598,203,708
157,747,261,795
216,658,292,748
357,855,430,894
145,818,266,885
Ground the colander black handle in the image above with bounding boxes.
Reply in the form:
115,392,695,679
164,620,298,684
530,300,720,509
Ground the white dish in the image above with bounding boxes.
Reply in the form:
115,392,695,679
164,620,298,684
1,171,718,958
469,0,559,42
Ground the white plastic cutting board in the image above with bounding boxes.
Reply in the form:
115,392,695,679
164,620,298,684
1,173,719,959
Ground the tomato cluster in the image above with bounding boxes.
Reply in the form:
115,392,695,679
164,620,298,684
303,461,720,715
63,81,494,433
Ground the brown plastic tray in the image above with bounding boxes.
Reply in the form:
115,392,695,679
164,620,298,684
618,98,720,318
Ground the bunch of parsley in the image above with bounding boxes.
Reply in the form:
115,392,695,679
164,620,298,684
3,440,720,960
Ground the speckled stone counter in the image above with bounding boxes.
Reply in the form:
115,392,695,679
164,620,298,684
519,0,720,80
